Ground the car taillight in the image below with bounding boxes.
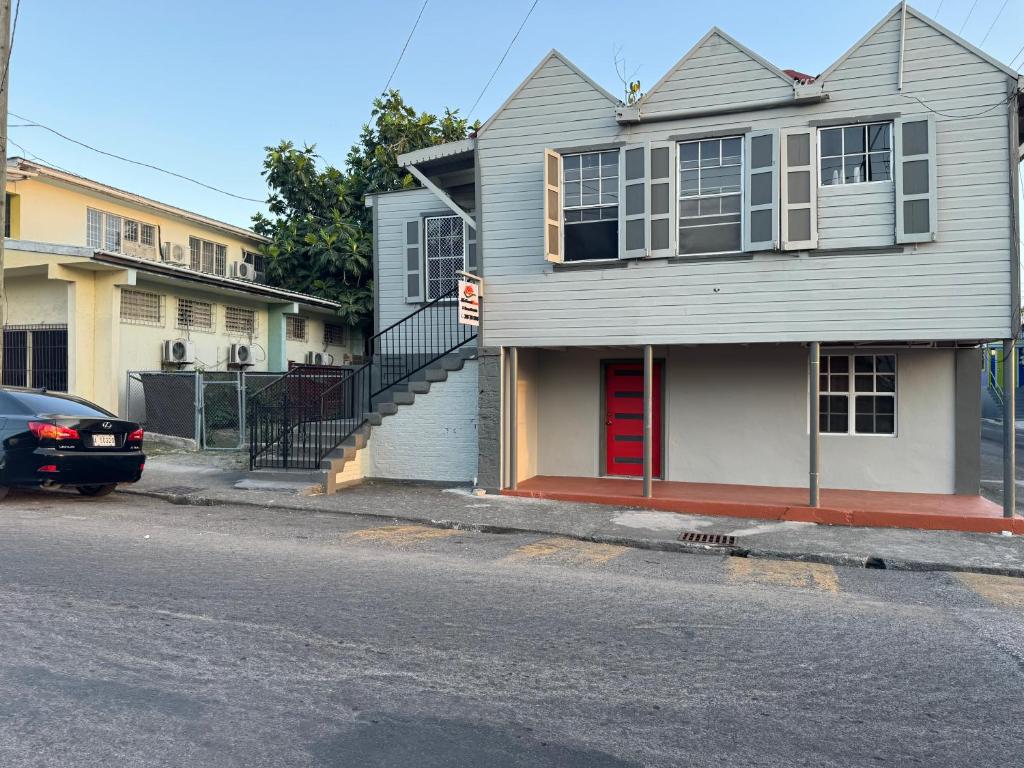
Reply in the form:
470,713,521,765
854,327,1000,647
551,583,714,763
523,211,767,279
128,428,144,443
37,464,59,473
28,421,80,441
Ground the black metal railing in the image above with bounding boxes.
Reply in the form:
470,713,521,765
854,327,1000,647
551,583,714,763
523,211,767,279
2,324,68,391
248,284,476,471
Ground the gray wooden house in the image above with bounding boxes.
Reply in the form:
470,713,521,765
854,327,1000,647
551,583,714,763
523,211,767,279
357,3,1023,516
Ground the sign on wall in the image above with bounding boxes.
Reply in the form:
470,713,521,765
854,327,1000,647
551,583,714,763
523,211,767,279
458,279,481,327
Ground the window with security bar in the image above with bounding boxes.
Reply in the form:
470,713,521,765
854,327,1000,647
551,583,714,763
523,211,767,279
86,208,157,255
176,298,214,331
120,289,164,326
323,323,347,346
189,236,228,276
424,215,465,300
286,315,307,341
225,306,256,336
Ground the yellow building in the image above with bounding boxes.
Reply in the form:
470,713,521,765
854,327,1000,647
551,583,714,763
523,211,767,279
3,158,358,414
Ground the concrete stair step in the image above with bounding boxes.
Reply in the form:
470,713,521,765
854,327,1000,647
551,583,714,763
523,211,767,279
408,381,432,394
424,368,449,382
392,391,416,406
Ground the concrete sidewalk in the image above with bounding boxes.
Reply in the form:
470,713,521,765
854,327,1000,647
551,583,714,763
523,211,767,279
122,451,1024,577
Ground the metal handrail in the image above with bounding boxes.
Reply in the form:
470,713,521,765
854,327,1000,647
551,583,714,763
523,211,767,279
365,283,460,350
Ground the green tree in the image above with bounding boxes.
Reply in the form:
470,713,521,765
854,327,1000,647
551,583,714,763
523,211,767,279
253,91,477,329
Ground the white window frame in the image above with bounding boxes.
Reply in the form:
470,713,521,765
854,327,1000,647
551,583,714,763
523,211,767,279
424,214,466,301
140,223,156,247
561,149,620,262
119,289,164,326
819,353,898,437
176,298,215,332
224,305,257,336
86,208,157,253
188,235,229,276
817,122,893,188
676,136,744,258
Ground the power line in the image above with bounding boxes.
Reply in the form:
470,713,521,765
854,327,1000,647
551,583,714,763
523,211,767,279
468,0,540,121
0,0,20,93
1010,41,1024,69
934,0,945,19
980,0,1009,45
8,111,265,202
958,0,980,34
381,0,429,94
900,88,1019,119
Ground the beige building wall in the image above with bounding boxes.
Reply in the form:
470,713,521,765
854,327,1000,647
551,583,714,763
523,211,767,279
528,345,957,494
6,274,69,325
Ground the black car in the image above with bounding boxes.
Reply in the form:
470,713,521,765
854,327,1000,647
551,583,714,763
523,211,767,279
0,388,145,499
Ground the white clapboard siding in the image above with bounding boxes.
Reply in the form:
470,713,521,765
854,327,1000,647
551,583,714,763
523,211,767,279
468,9,1015,347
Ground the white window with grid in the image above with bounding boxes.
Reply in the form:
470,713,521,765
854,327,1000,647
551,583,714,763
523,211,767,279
819,123,892,186
120,289,164,326
225,306,256,336
323,323,346,346
678,136,743,256
561,150,619,262
820,353,897,436
141,223,155,246
176,298,214,332
86,208,157,254
124,219,139,243
286,315,307,341
424,215,465,301
189,236,228,276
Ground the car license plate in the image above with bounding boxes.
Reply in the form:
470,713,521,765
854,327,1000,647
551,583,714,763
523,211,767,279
91,434,116,447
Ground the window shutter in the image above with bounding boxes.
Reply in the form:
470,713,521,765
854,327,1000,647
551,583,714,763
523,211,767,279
543,149,563,263
743,129,779,252
620,143,647,259
779,128,818,251
894,116,937,243
647,142,675,258
464,221,478,273
404,219,424,303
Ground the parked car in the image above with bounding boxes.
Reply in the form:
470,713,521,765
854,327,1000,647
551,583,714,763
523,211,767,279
0,388,145,499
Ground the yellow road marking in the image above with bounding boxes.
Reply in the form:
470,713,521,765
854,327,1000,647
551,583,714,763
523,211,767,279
504,537,627,567
956,572,1024,609
726,558,839,593
344,524,462,546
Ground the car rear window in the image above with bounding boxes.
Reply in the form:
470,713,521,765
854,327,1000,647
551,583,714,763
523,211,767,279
0,391,113,417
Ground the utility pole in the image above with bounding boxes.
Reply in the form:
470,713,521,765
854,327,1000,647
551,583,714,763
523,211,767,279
0,0,10,379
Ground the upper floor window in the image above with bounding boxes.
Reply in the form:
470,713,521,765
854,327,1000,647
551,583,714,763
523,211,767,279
424,215,465,300
819,123,892,186
243,249,267,281
86,208,157,254
189,236,227,276
562,150,618,261
678,137,742,256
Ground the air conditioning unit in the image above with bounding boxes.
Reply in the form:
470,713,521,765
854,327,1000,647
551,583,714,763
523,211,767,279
229,343,254,367
305,351,326,366
162,339,195,365
161,241,187,264
231,261,256,281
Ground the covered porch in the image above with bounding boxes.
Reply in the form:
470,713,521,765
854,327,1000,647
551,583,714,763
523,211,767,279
497,342,1021,533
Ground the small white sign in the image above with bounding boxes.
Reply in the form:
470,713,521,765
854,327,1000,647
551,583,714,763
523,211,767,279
458,280,481,327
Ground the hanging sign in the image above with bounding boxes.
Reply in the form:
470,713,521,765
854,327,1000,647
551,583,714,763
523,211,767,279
458,279,481,327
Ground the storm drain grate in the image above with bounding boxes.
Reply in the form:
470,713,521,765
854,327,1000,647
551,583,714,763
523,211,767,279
678,532,737,547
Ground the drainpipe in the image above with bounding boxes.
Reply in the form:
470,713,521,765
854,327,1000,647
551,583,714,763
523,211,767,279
809,342,821,507
1003,339,1016,518
643,345,653,498
897,0,907,92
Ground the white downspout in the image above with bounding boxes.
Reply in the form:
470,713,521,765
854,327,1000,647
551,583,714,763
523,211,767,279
897,0,907,92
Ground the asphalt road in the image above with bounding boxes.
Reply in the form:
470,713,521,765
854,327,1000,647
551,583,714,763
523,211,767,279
980,420,1024,510
1,489,1022,767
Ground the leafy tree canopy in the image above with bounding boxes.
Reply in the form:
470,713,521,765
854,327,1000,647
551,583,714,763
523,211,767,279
252,91,478,328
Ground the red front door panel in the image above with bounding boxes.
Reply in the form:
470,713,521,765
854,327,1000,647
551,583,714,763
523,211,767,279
604,361,662,477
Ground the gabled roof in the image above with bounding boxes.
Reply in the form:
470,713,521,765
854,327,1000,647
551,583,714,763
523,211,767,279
639,27,795,107
818,3,1022,83
476,49,620,136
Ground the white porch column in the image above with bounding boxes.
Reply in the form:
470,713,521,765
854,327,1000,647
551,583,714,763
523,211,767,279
508,346,519,491
809,342,821,507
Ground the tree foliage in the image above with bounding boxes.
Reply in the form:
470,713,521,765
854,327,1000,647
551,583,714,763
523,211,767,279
252,91,477,328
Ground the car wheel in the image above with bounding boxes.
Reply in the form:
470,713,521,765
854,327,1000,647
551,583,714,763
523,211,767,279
77,484,117,497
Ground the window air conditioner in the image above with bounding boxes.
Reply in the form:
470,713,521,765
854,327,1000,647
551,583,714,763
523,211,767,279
161,242,187,263
231,261,257,281
162,339,195,365
305,351,326,366
229,343,254,367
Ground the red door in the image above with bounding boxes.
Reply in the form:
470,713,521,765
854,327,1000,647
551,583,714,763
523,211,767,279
604,361,662,477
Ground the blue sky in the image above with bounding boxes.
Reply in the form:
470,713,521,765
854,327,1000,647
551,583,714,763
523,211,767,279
8,0,1022,228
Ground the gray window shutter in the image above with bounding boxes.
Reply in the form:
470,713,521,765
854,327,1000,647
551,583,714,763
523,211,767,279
779,127,818,251
544,149,563,263
620,143,647,259
743,129,779,252
894,116,937,243
648,141,675,258
404,219,423,303
464,221,478,273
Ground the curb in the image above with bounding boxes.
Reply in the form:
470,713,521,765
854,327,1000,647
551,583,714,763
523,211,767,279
117,487,1024,579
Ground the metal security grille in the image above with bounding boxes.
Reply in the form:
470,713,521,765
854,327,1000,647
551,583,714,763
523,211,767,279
286,315,307,341
323,323,346,346
120,289,164,325
678,532,737,547
225,306,256,335
177,298,213,331
425,215,465,301
2,324,68,391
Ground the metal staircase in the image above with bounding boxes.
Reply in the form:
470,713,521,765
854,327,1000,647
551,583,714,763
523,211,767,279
248,284,477,486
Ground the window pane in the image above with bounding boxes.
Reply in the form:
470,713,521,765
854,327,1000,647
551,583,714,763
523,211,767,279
876,355,895,373
564,209,582,223
564,181,580,207
829,395,848,414
701,164,741,195
855,374,873,392
699,140,720,167
843,126,865,154
698,198,721,217
680,199,699,217
721,137,742,165
680,170,699,196
829,356,849,373
830,414,849,432
104,215,122,251
721,194,740,214
601,188,618,205
820,128,842,157
601,151,618,169
581,153,599,179
876,414,895,434
819,374,828,391
877,374,895,393
679,142,699,170
856,413,874,433
564,220,618,262
564,155,580,182
868,123,890,151
877,395,895,414
87,209,103,248
581,207,600,222
844,156,866,184
854,355,874,372
830,374,848,392
868,152,891,182
600,205,618,220
678,221,740,254
821,157,843,186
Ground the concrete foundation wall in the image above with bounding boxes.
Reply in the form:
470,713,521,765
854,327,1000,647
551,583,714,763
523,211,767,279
528,345,958,494
365,360,479,483
477,348,502,490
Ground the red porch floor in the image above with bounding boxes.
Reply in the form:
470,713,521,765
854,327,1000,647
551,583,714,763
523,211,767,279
504,476,1024,534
